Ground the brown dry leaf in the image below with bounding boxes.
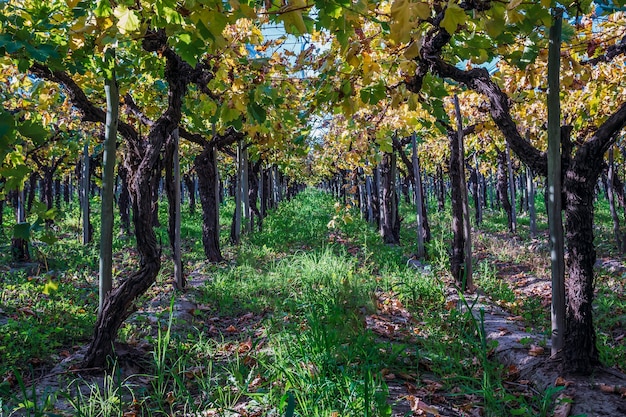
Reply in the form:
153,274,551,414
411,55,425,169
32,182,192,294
552,394,572,417
423,379,444,392
238,312,255,323
599,383,616,393
384,372,396,380
528,344,545,356
225,325,238,333
407,395,440,415
184,366,205,379
507,365,520,379
554,376,574,387
166,391,176,404
243,356,258,367
238,339,253,353
397,372,417,381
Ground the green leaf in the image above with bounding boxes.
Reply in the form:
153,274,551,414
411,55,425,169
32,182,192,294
13,222,31,240
248,102,267,124
440,3,466,34
39,231,58,245
95,0,113,17
0,109,16,144
17,120,49,144
42,280,59,295
377,136,393,153
360,82,387,105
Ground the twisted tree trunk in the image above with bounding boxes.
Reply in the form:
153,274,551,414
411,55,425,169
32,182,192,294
497,150,514,233
195,145,223,263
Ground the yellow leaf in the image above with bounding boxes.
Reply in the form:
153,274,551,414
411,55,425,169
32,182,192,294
404,40,420,59
69,33,85,50
65,0,80,8
507,0,523,10
506,8,524,24
440,2,466,34
413,2,431,20
43,280,59,295
113,5,141,35
281,0,308,34
389,1,429,44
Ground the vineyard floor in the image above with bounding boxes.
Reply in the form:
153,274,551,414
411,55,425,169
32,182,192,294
2,190,626,416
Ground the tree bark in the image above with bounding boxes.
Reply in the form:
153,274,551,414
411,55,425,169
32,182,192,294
117,164,131,235
63,175,70,204
607,148,622,252
195,146,224,263
454,95,473,291
506,142,517,233
164,128,184,289
563,160,601,374
449,129,465,287
379,151,400,244
249,160,262,231
26,172,37,214
150,155,162,227
183,173,196,215
82,37,192,368
497,150,514,233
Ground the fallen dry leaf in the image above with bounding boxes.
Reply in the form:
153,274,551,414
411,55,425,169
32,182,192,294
238,339,253,353
225,325,238,333
528,344,545,356
555,376,574,387
407,395,440,415
552,394,572,417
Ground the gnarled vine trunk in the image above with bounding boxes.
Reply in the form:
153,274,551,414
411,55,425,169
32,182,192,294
563,159,601,374
379,152,400,244
183,173,196,215
449,130,465,286
82,37,190,368
496,150,514,233
117,164,131,235
195,146,223,263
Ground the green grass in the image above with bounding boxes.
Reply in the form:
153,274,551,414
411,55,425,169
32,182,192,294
2,187,626,416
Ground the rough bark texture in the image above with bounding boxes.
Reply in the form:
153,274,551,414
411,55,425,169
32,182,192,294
117,164,131,235
562,150,602,374
449,131,464,285
164,133,185,288
379,152,400,244
393,136,431,245
469,165,480,225
63,176,70,204
249,160,262,231
195,147,223,263
82,32,194,368
183,173,196,215
150,155,162,227
411,12,626,372
496,151,514,233
26,172,37,214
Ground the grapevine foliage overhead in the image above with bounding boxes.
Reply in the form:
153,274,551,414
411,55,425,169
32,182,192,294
0,0,625,184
